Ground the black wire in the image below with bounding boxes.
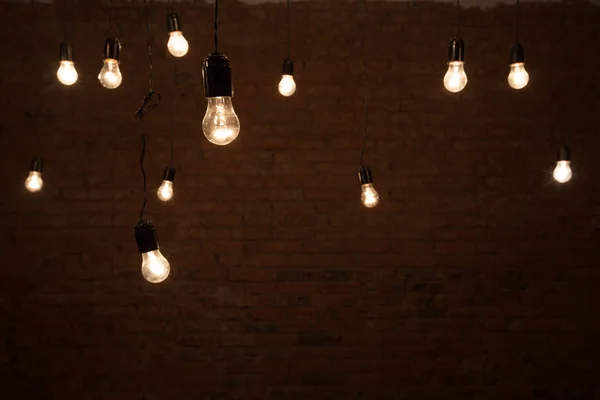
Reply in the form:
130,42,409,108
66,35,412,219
360,0,368,165
456,0,461,36
142,0,154,91
169,0,174,13
516,0,520,41
61,0,69,41
214,0,219,53
169,59,178,166
286,0,291,59
109,0,115,34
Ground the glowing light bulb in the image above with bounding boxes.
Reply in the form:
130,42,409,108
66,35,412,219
98,59,122,89
278,74,296,96
25,171,43,193
57,61,78,86
444,61,467,93
553,161,572,183
202,97,240,146
508,62,529,90
167,31,189,57
141,249,170,283
157,180,173,202
361,183,380,208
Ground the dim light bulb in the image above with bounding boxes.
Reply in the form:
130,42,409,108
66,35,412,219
202,97,240,146
25,171,43,193
508,62,529,89
98,59,122,89
361,183,379,208
57,61,78,86
278,74,296,96
553,160,572,183
157,180,173,202
167,31,189,57
141,249,170,283
444,61,467,93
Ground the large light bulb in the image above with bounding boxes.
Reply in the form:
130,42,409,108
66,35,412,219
278,74,296,96
57,61,78,86
361,183,379,208
141,249,170,283
202,97,240,146
25,171,43,193
98,59,122,89
508,62,529,89
157,180,173,202
553,160,572,183
167,31,189,57
444,61,467,93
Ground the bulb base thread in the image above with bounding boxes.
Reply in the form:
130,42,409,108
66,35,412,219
103,37,121,61
60,42,74,62
162,167,176,182
448,37,465,62
358,166,374,185
510,42,525,64
134,220,160,254
558,145,571,162
203,53,233,98
29,156,43,172
167,13,182,33
282,59,294,75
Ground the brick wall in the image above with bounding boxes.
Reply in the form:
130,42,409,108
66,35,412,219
1,1,600,398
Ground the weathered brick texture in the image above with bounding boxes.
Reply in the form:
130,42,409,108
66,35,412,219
1,1,600,398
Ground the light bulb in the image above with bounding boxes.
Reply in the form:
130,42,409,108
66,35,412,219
278,74,296,96
444,61,467,93
361,184,379,208
167,31,189,57
553,160,572,183
508,62,529,89
25,171,43,193
202,97,240,146
98,59,122,89
157,180,173,201
57,61,78,86
141,249,170,283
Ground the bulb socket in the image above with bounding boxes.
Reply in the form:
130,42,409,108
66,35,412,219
134,220,160,254
162,167,176,182
203,53,233,98
29,156,43,173
448,37,465,62
358,166,374,185
557,145,571,162
282,59,294,75
510,42,525,64
103,37,121,61
60,42,74,62
167,13,182,33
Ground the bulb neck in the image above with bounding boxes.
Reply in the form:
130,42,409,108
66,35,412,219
167,13,182,33
203,53,233,98
134,220,160,254
282,59,294,75
29,156,43,172
557,145,571,162
60,42,74,62
162,166,176,182
103,37,121,62
448,37,465,62
358,166,374,185
510,42,525,64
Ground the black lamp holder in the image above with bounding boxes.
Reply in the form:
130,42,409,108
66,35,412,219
448,37,465,62
167,13,182,33
162,167,176,182
282,59,294,75
134,220,159,254
510,42,525,64
60,42,74,62
29,156,43,173
358,165,374,185
203,53,233,98
558,145,571,162
103,37,121,61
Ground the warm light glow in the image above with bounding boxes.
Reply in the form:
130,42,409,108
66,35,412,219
361,183,379,208
57,60,78,86
141,249,170,283
157,180,174,202
443,61,467,93
25,171,43,193
98,58,122,89
202,97,240,146
167,31,189,57
508,62,529,89
278,74,296,96
553,160,572,183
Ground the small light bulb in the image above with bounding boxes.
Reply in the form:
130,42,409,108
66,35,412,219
444,61,467,93
278,74,296,96
553,160,572,183
25,171,43,193
361,183,379,208
98,59,122,89
508,62,529,89
157,180,174,202
202,97,240,146
141,249,170,283
57,61,78,86
167,31,189,57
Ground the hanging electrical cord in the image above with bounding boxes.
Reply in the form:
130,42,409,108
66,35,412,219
278,0,296,97
286,0,291,61
456,0,461,36
213,0,219,53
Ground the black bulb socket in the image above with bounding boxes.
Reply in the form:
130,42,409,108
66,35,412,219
60,42,74,62
162,167,176,182
448,37,465,62
103,37,121,61
167,13,182,33
510,42,525,64
282,59,294,75
358,166,374,185
557,145,571,162
29,156,43,173
134,220,160,254
203,53,233,98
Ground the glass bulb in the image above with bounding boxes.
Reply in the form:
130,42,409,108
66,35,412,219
167,31,189,57
361,183,380,208
553,160,572,183
57,60,78,86
157,180,174,202
508,62,529,90
443,61,468,93
25,171,43,193
98,58,122,89
141,249,170,283
202,97,240,146
278,74,296,96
